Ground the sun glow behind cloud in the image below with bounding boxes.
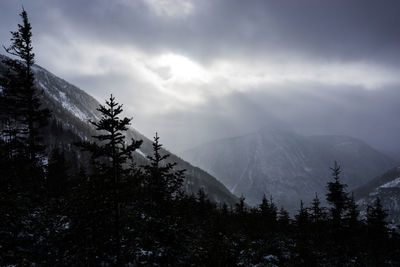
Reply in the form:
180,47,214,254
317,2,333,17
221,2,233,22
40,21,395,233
30,2,400,118
155,53,211,83
36,32,400,117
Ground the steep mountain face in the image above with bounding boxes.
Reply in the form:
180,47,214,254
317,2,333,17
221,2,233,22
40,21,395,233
0,55,238,206
182,127,395,211
354,166,400,226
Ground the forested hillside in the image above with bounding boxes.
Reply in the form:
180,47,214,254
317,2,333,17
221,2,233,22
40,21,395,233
1,9,399,266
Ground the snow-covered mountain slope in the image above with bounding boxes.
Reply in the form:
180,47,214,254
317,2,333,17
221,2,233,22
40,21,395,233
0,54,238,206
182,127,395,211
354,166,400,226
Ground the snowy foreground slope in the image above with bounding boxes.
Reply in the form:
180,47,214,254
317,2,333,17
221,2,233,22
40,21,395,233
0,55,238,206
182,127,395,211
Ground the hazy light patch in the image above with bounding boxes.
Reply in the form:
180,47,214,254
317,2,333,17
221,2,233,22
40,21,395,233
143,53,212,106
35,36,206,112
34,31,400,118
142,0,194,18
155,53,211,83
210,58,400,91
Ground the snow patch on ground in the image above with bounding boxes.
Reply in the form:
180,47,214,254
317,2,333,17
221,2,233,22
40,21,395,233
379,177,400,189
38,80,88,122
42,157,48,166
58,91,88,121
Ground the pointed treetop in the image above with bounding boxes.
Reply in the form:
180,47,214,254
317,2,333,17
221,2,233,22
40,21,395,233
4,8,34,63
330,161,341,181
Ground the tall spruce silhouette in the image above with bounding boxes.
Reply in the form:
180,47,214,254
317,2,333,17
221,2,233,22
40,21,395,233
0,9,51,265
367,197,389,243
77,94,142,265
140,133,185,264
0,8,50,161
326,161,348,227
142,132,185,210
310,193,325,224
366,197,390,264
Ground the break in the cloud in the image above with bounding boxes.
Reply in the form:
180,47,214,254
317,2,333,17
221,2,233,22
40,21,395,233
1,0,400,153
142,0,195,18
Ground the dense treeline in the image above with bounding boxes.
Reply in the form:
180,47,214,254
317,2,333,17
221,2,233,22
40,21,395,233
1,9,400,266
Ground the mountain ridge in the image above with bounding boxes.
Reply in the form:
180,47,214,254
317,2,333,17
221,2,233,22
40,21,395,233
0,54,239,206
182,127,395,210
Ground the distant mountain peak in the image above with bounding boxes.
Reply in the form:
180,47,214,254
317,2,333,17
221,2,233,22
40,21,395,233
183,128,395,211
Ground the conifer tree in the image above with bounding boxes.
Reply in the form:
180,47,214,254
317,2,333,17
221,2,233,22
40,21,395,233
308,193,327,260
325,162,352,265
341,192,361,260
0,9,51,265
268,196,278,221
139,133,185,264
326,161,348,227
367,197,388,238
142,132,184,207
259,195,270,215
295,200,309,229
197,188,207,204
366,197,389,264
310,193,325,224
259,195,277,226
294,200,317,264
80,94,142,170
278,206,290,229
345,192,360,229
197,188,210,218
0,8,50,161
235,195,247,216
76,94,142,264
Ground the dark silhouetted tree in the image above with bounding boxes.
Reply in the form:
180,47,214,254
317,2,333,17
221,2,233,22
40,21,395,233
345,192,360,229
295,200,309,230
310,193,325,224
259,195,277,227
76,94,142,265
235,195,247,216
0,8,50,161
367,197,388,237
326,161,348,227
366,197,389,264
0,9,51,265
142,132,184,207
278,206,290,230
139,133,185,265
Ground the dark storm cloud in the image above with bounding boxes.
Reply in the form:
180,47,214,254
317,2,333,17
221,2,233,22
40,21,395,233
3,0,400,65
70,0,400,65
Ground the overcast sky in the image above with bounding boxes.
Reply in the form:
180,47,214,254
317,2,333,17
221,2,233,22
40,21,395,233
1,0,400,154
